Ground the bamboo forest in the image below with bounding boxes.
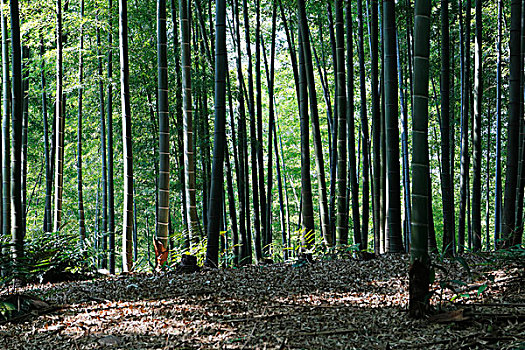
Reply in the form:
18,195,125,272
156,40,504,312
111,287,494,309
0,0,523,348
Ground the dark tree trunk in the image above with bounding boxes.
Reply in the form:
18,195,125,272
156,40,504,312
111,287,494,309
77,0,86,247
383,0,402,252
458,0,471,253
440,0,455,256
1,0,10,252
205,0,227,267
346,2,360,247
502,0,522,247
513,0,525,246
10,0,23,262
357,0,370,249
409,0,431,319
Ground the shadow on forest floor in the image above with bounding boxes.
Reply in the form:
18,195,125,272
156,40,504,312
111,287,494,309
0,253,523,349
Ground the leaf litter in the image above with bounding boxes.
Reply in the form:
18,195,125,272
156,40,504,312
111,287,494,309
0,254,523,349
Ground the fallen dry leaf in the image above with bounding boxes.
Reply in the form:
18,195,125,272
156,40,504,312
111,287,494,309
0,254,521,349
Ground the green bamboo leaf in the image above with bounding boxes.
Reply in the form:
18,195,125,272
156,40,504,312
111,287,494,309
477,284,488,295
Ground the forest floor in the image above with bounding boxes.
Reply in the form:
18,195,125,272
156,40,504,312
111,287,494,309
0,252,523,350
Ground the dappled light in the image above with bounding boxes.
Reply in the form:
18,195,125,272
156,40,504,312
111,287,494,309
1,254,523,349
0,0,524,347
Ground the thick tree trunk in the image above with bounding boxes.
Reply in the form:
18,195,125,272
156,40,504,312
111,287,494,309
440,0,455,256
205,0,226,267
409,0,431,318
157,0,170,251
10,0,23,263
502,0,522,247
181,0,200,247
383,0,402,253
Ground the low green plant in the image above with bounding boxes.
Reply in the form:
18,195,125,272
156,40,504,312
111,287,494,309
0,300,16,321
4,230,93,284
493,244,525,268
430,248,476,308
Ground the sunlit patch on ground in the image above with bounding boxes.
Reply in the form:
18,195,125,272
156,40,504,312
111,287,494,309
0,254,523,349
